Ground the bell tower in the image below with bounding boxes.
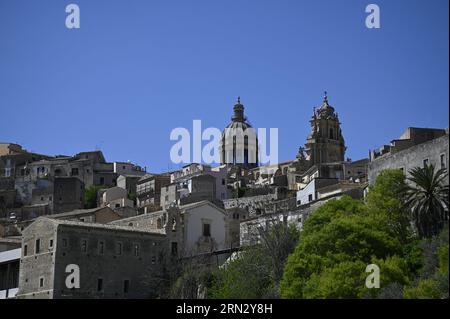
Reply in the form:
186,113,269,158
305,92,346,165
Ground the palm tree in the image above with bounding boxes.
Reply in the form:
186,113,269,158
400,164,449,238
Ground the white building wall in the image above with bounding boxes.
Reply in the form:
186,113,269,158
296,179,316,206
184,205,227,253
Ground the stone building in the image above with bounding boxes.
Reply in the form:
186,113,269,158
368,127,449,185
48,206,123,224
136,174,171,213
159,164,229,209
16,217,167,299
113,162,146,176
111,200,234,257
170,163,229,202
116,174,141,197
161,174,218,209
99,186,133,209
0,143,52,179
52,177,85,214
220,97,259,169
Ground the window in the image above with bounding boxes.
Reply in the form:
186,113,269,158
122,166,126,170
123,280,130,293
97,278,103,291
39,277,44,288
156,218,162,229
98,241,105,255
441,154,446,169
81,239,87,253
24,244,28,257
71,168,79,176
62,238,68,248
35,239,41,254
171,242,178,255
203,223,211,237
134,243,140,257
100,177,105,185
41,196,44,201
116,242,123,255
222,178,226,185
308,194,313,202
49,239,54,249
151,256,156,264
423,159,429,167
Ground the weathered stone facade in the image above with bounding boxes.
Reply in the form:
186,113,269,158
17,218,167,299
111,201,232,257
368,130,449,185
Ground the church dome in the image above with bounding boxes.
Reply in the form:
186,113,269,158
220,97,259,168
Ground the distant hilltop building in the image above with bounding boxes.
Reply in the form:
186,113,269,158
368,127,449,185
220,97,259,169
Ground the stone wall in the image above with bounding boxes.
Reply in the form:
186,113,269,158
17,218,167,299
368,134,449,185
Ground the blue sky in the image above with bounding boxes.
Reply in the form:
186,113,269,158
0,0,448,172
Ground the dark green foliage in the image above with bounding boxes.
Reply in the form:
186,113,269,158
208,222,300,298
84,185,103,208
400,164,449,238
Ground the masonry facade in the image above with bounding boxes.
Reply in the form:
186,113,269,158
368,128,449,185
16,218,167,299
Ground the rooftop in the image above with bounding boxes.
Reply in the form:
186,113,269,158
37,217,166,236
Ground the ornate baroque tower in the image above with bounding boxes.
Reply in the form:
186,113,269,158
305,92,346,165
220,97,259,169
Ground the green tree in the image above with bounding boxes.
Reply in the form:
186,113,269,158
365,169,412,243
400,164,449,238
84,185,103,208
280,194,409,299
209,222,299,298
404,226,449,299
209,246,272,298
